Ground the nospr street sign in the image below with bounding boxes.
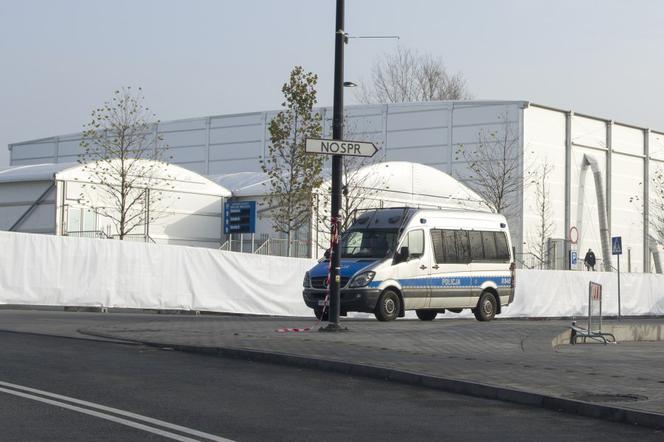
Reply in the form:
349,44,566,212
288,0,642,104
305,138,378,158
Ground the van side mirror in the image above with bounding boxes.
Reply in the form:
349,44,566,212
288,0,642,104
394,246,409,264
324,249,330,260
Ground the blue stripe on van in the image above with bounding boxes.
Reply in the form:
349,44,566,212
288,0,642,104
368,276,511,289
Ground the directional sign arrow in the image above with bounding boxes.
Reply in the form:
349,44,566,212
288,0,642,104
305,138,378,158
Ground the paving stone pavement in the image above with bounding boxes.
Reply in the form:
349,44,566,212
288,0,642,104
79,316,664,418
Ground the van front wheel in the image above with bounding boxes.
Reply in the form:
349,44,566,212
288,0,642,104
375,290,400,322
474,291,497,322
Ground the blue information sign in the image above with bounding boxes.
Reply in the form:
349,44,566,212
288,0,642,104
570,250,578,266
224,201,256,234
612,236,622,256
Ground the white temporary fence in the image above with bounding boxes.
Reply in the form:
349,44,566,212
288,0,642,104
0,231,315,316
2,231,664,318
503,269,664,317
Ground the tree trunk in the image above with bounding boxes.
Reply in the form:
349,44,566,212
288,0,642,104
286,231,292,257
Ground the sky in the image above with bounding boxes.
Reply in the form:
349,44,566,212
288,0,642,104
1,0,664,168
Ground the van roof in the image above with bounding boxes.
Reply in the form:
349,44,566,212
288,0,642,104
350,207,507,230
413,208,507,223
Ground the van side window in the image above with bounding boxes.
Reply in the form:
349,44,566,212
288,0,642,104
455,230,470,263
495,232,510,261
469,231,484,260
481,231,498,260
430,229,471,264
442,230,457,262
431,229,445,263
403,229,425,258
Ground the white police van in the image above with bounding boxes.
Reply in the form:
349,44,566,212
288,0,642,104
303,208,515,321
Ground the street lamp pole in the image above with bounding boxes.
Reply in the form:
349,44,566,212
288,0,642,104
323,0,345,331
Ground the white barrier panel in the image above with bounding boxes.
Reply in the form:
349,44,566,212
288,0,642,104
2,231,664,318
503,269,664,317
0,231,316,316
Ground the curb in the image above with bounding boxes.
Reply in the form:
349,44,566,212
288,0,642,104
80,328,664,431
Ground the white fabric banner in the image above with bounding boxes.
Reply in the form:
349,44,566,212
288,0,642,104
1,231,664,318
503,269,664,317
0,231,315,316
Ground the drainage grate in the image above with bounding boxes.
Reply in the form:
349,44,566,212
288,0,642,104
566,393,647,403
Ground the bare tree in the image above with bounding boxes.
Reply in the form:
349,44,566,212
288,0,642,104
456,114,522,216
636,166,664,245
261,66,325,256
358,46,471,104
78,87,171,240
529,161,555,268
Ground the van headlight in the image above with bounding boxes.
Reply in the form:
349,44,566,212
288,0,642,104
349,271,376,288
303,271,311,288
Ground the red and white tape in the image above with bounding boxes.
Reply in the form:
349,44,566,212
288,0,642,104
275,327,313,333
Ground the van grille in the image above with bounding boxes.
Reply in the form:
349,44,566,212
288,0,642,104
311,277,350,289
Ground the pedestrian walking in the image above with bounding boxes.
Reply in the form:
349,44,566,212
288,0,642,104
584,248,596,271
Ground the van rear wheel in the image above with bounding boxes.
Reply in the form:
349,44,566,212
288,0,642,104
375,289,400,322
415,310,437,321
474,291,497,322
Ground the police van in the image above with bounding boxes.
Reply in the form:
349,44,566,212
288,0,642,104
303,208,515,321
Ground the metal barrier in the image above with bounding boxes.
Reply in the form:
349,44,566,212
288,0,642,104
219,234,310,258
64,230,110,239
65,231,156,243
570,281,616,344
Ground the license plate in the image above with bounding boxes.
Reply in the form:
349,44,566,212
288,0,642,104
317,300,329,306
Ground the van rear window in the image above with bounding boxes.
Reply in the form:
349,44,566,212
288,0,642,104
431,229,510,263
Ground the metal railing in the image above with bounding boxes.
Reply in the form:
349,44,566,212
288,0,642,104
65,230,155,243
111,234,156,243
220,234,311,258
255,238,310,258
64,230,110,239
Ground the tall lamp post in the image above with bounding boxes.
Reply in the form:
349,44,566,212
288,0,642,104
321,0,346,332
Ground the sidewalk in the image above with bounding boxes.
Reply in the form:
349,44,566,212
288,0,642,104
78,315,664,429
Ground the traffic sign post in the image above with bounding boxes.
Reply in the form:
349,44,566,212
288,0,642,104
318,0,347,332
312,0,381,332
612,236,622,319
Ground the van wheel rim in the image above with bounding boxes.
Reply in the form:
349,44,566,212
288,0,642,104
482,300,493,315
385,299,395,314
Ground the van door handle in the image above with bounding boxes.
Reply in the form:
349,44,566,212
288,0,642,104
419,265,427,270
432,265,439,270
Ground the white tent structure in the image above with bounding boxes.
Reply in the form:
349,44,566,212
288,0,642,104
321,161,489,211
0,161,231,248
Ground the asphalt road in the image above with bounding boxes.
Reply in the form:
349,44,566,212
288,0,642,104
0,330,661,441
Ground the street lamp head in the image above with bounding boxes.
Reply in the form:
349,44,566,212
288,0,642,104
343,81,358,88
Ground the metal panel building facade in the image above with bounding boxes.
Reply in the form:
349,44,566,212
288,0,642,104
7,100,664,272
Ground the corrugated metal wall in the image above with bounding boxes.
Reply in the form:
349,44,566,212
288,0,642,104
523,104,664,273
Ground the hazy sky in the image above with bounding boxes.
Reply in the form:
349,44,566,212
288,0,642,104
2,0,663,167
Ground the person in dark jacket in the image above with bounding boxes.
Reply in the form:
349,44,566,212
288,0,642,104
584,249,596,271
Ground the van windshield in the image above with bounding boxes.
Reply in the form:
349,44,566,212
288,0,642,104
341,229,399,259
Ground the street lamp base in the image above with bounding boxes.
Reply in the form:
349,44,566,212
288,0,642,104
319,323,349,332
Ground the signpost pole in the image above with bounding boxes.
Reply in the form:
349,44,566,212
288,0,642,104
617,254,621,319
322,0,345,331
612,236,622,320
